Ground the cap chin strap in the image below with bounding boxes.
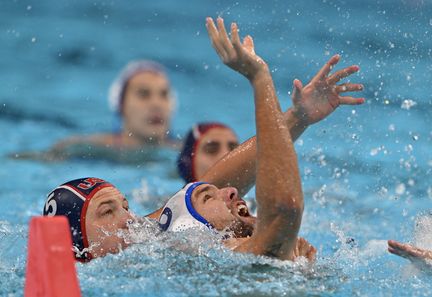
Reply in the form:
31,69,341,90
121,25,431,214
184,182,212,228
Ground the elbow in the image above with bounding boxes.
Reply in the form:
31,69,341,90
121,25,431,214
273,195,304,222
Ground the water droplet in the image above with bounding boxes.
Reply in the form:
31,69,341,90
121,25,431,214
405,144,413,153
395,183,406,195
401,99,417,110
370,147,379,156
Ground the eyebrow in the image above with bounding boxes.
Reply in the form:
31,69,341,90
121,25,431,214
96,199,115,209
203,141,220,147
195,185,211,197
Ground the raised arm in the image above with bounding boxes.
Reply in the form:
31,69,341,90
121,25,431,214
202,54,364,197
205,17,303,258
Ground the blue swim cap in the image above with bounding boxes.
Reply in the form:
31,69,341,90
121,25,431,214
43,177,113,261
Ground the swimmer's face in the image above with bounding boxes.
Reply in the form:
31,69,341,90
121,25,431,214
122,71,173,141
85,187,135,258
191,184,255,237
194,128,238,180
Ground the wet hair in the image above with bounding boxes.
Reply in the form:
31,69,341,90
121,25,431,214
108,60,167,115
177,122,233,183
43,177,113,261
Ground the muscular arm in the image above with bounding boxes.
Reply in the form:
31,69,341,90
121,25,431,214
237,70,303,258
205,17,303,258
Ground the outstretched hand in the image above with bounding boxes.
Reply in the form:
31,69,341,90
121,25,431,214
206,17,269,81
388,240,432,271
291,55,365,126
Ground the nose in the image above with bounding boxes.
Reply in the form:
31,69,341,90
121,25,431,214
221,187,238,204
218,146,231,159
149,98,163,110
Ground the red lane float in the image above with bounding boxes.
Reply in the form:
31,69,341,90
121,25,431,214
25,216,81,297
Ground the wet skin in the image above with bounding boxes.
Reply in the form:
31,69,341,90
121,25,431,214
85,187,135,258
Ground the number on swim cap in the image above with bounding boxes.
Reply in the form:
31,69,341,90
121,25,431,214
44,192,57,216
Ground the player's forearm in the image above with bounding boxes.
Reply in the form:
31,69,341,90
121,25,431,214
253,72,303,212
201,136,256,197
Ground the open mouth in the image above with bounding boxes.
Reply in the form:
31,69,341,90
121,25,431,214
228,200,256,237
147,116,164,125
236,203,250,217
232,200,252,219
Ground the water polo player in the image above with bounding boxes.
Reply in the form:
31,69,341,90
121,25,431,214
43,177,135,261
157,17,365,261
17,60,178,162
56,60,176,149
177,122,239,183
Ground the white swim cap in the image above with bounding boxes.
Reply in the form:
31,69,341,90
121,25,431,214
108,60,167,114
159,182,212,232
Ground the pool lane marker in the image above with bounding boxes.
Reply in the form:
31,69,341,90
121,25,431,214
25,216,81,297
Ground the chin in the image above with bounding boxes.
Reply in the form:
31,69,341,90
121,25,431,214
228,219,254,238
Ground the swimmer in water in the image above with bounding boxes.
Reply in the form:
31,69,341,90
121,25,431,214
388,240,432,270
42,19,364,262
177,122,239,183
43,177,135,261
156,17,365,261
15,61,178,162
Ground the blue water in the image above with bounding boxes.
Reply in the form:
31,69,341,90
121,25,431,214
1,0,432,296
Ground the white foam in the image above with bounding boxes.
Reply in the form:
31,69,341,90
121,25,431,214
413,213,432,250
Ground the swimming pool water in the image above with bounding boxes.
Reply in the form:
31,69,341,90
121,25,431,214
1,0,431,296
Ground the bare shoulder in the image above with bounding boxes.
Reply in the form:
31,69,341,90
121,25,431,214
52,133,117,149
